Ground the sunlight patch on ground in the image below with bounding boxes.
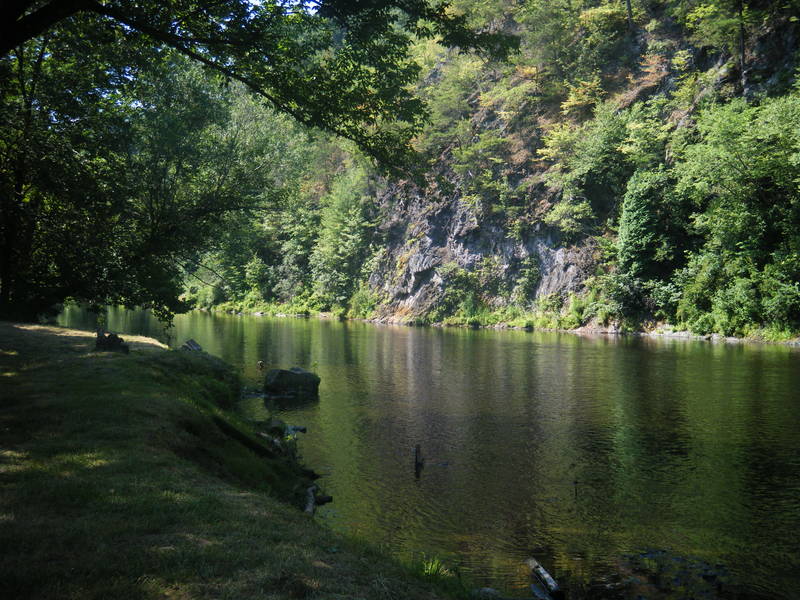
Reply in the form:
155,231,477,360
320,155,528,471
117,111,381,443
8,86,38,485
0,450,28,473
60,452,112,470
7,322,167,353
181,533,216,547
161,490,195,503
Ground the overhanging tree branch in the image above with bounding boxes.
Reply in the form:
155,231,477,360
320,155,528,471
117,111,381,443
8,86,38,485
84,3,419,170
1,0,92,56
2,0,516,177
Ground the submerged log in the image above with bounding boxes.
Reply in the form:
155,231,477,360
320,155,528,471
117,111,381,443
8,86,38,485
526,558,563,599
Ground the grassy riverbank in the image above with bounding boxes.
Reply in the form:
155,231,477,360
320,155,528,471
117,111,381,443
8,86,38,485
0,321,457,599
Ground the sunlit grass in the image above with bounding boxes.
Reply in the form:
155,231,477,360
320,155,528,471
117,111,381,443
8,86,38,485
405,554,470,598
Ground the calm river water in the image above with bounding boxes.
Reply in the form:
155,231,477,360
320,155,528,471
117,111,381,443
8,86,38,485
58,307,800,599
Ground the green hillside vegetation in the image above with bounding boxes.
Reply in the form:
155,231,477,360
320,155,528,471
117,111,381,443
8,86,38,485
0,322,462,599
174,1,800,339
3,1,799,338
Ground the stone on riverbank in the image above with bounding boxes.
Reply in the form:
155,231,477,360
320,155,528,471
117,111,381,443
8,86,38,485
95,330,129,353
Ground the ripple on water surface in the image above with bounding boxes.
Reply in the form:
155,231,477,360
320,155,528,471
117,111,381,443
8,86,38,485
59,307,800,598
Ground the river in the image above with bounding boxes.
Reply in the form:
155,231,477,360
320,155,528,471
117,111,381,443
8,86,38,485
58,306,800,599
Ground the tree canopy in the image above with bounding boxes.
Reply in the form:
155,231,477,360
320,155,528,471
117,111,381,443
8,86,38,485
0,0,516,321
2,0,516,165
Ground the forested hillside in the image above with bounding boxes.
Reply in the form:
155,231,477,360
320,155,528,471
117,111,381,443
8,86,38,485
178,0,800,339
4,1,800,338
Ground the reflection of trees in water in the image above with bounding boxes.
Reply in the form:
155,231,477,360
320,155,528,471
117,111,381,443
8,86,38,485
54,308,800,597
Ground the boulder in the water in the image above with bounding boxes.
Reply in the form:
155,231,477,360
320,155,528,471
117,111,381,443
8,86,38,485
264,367,320,399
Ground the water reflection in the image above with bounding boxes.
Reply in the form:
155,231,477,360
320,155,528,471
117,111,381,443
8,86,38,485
58,306,800,598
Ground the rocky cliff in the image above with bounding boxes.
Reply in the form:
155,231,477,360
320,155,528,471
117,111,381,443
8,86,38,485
368,173,598,322
364,11,800,326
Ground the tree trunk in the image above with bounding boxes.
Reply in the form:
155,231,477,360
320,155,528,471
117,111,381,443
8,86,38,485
0,48,38,318
738,1,746,89
0,0,90,57
626,0,634,30
0,196,16,315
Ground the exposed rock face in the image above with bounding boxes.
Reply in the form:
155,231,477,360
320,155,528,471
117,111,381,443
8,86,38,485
367,176,597,322
360,18,800,325
264,367,321,399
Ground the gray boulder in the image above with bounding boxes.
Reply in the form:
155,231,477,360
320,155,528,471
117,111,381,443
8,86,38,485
264,367,320,399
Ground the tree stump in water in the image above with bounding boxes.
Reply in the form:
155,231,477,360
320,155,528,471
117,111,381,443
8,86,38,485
413,444,425,478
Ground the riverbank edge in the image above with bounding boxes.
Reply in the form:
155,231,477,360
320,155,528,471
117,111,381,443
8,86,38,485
203,305,800,348
0,321,463,600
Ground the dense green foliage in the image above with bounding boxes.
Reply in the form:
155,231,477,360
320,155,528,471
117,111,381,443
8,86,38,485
0,36,288,320
0,0,513,322
3,0,799,338
2,1,516,165
218,0,799,338
288,0,799,338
